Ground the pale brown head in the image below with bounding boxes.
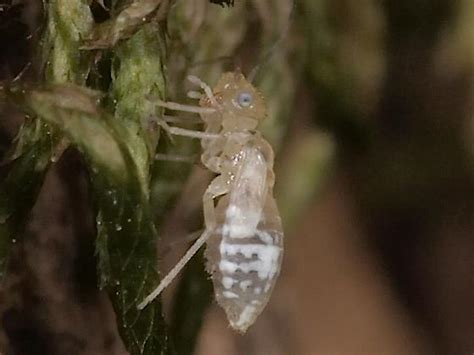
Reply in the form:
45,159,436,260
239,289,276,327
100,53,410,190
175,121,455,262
206,71,267,131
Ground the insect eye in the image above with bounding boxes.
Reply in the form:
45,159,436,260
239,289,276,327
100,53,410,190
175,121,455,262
237,92,253,107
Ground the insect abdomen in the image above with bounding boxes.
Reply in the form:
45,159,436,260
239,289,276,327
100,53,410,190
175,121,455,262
213,223,283,332
205,146,284,332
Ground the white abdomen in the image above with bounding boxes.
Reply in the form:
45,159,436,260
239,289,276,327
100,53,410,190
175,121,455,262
205,147,284,332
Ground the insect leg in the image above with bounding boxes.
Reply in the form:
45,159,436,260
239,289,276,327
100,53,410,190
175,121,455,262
203,175,229,228
137,229,212,310
155,118,220,140
187,75,221,108
151,98,216,114
154,153,197,163
162,115,203,124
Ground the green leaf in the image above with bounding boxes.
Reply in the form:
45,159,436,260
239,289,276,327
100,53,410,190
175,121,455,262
42,0,94,83
110,23,166,190
25,84,171,355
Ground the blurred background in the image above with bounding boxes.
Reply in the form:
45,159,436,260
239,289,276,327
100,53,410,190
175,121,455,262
0,0,473,354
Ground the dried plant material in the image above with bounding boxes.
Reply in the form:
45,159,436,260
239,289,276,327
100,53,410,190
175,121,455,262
82,0,169,49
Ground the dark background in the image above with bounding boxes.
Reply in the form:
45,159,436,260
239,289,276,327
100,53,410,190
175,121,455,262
0,0,473,354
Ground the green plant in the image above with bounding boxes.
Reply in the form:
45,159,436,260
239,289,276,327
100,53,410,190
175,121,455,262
0,0,334,354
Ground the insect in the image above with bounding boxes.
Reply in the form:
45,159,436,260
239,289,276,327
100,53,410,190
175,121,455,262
137,70,284,333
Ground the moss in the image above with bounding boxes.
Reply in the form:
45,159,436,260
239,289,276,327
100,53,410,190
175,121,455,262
0,0,337,354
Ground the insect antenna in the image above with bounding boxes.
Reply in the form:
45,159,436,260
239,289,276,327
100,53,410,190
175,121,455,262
248,0,296,83
189,56,236,71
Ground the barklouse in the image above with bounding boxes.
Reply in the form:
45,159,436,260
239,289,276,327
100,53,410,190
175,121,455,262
137,71,284,333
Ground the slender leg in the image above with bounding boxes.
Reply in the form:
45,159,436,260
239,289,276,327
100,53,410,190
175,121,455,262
154,153,197,163
203,175,229,229
137,229,212,310
162,115,203,124
151,98,216,114
156,118,219,140
187,75,221,108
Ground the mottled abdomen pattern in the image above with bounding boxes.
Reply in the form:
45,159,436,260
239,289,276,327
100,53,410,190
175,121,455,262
205,147,284,332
